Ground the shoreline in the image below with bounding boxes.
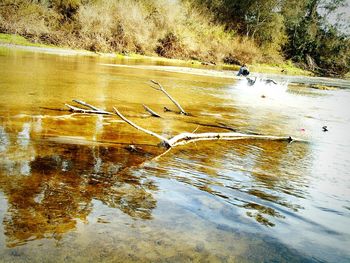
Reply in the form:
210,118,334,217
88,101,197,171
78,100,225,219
0,33,306,74
1,41,349,89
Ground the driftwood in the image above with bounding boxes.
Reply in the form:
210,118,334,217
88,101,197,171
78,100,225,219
167,132,295,147
113,107,171,147
187,121,238,132
114,107,300,148
62,95,303,151
72,99,102,111
150,80,188,115
143,104,161,118
65,100,112,115
187,121,260,135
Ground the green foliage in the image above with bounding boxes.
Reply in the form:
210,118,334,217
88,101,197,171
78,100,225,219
0,33,32,45
187,0,287,61
281,0,350,76
315,27,350,76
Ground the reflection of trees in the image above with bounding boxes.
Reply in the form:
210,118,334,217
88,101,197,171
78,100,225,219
0,124,159,247
0,109,312,247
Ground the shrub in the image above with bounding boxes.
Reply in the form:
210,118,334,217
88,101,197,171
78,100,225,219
155,32,185,58
0,0,267,64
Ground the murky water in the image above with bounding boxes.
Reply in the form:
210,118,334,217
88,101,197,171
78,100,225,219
1,46,350,262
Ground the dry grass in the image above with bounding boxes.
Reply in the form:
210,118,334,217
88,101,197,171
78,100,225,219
0,0,268,64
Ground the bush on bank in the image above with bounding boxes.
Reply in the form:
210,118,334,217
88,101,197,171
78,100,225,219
0,0,265,65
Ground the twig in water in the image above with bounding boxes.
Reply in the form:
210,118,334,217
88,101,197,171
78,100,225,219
114,107,303,148
65,100,112,115
150,80,188,115
143,104,161,118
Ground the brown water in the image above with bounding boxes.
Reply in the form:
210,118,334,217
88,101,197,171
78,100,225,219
0,46,350,262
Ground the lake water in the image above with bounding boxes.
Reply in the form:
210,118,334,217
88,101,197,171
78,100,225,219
0,46,350,262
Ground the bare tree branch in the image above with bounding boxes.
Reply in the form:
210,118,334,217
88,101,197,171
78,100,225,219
113,107,171,148
73,99,102,111
64,101,304,150
143,104,161,118
65,100,112,115
150,80,188,115
65,104,108,114
167,132,297,147
114,107,303,148
187,121,238,132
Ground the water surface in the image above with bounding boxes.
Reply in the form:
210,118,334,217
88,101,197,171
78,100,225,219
1,47,350,262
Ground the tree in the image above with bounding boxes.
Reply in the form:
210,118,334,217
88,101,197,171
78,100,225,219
282,0,350,76
187,0,287,58
244,0,287,56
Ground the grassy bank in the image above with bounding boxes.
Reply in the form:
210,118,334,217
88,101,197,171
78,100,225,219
0,33,41,46
1,32,312,76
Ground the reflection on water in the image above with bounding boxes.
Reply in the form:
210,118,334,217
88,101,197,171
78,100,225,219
0,47,350,262
0,123,159,247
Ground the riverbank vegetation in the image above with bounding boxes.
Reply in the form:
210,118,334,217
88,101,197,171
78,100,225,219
0,0,349,77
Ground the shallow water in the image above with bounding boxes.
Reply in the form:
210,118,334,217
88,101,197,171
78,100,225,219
0,47,350,262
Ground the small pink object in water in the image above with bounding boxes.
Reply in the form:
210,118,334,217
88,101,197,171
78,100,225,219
300,128,305,132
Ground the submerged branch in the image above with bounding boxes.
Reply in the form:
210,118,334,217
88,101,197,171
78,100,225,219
167,132,295,147
113,107,171,148
72,99,103,112
65,100,112,115
65,104,104,114
186,121,238,132
64,101,303,150
114,108,301,148
143,104,161,118
150,80,188,115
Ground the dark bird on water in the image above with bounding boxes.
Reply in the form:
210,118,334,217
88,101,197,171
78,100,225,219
322,126,328,132
247,77,257,86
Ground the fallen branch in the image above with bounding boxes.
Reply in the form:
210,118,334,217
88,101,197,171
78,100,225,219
65,100,112,115
114,108,302,148
65,104,101,114
64,101,303,148
216,122,261,135
143,104,161,118
167,132,295,147
113,107,171,148
40,106,68,112
186,121,238,132
73,99,102,112
150,80,188,115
